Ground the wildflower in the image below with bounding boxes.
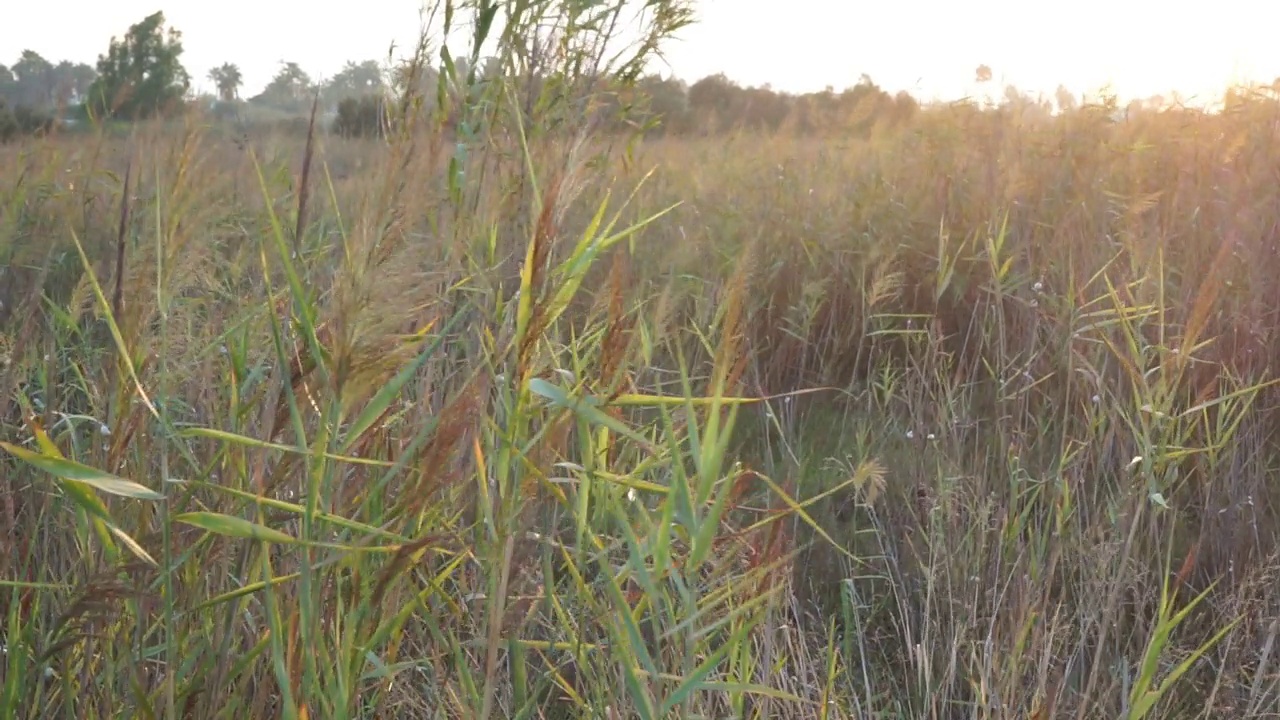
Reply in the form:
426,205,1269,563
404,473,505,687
906,430,914,439
99,423,111,436
1032,281,1044,293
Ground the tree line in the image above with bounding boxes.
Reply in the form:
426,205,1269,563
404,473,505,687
0,11,931,143
6,10,1276,145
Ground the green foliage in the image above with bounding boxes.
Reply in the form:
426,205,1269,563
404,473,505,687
249,61,316,113
0,97,53,143
85,11,190,120
0,52,96,113
8,51,53,108
207,62,243,103
322,60,385,104
331,95,387,138
0,63,13,99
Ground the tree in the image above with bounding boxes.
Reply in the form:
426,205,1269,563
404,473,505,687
86,11,190,119
0,54,94,112
975,64,993,84
0,96,54,143
252,61,314,112
323,60,384,104
389,60,439,102
332,95,388,138
208,63,243,102
633,74,689,134
51,60,96,107
0,64,14,104
12,51,54,108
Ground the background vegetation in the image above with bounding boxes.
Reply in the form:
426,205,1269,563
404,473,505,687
8,9,1199,144
4,2,1280,719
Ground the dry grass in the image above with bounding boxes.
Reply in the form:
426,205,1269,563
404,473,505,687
3,81,1280,720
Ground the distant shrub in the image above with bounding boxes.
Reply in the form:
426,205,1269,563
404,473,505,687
0,99,55,143
332,94,387,138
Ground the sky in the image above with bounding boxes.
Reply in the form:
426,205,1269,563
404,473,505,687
3,0,1278,106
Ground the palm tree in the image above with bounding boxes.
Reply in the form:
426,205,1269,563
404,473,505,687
208,63,243,102
255,62,313,110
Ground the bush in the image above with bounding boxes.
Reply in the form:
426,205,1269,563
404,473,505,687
332,94,388,139
0,99,54,143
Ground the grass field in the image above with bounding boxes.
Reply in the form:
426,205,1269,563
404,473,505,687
3,72,1280,719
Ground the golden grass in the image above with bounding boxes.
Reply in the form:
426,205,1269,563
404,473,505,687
2,93,1280,719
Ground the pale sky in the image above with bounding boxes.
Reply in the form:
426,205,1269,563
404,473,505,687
3,0,1277,105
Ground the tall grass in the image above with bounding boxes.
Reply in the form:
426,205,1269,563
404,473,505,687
5,6,1280,719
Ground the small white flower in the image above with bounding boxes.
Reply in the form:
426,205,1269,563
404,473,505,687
627,488,637,502
99,423,111,436
905,430,915,439
1032,281,1044,293
926,433,936,441
1091,394,1101,403
1128,456,1143,469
